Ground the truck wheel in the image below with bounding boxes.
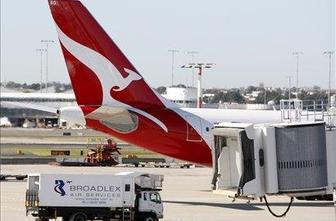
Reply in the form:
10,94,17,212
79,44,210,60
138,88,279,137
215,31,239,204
142,214,156,221
35,218,48,221
69,212,87,221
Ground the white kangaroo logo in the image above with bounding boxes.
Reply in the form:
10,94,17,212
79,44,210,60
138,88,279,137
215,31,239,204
56,24,142,105
56,25,168,132
111,68,142,92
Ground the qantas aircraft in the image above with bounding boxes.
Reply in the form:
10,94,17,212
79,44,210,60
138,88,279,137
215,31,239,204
47,0,286,167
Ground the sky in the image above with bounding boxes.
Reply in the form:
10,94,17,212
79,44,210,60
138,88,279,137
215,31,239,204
1,0,335,89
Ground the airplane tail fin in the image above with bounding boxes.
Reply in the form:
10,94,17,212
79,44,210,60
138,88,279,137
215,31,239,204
48,0,166,109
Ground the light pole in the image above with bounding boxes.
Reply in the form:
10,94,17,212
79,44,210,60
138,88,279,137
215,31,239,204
168,49,179,86
41,40,54,93
292,51,303,99
323,51,334,107
187,51,199,87
286,76,292,100
181,63,215,108
36,48,46,92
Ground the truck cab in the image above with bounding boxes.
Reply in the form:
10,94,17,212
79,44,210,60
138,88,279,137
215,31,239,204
138,191,163,220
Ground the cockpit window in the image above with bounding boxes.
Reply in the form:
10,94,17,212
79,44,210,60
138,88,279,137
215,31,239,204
101,113,138,133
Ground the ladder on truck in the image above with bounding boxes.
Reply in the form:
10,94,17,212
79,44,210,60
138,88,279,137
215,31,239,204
25,189,39,216
122,207,132,221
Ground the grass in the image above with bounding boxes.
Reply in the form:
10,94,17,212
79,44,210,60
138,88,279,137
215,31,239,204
0,146,158,157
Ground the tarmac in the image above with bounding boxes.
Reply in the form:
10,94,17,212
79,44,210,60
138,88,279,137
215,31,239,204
1,165,334,221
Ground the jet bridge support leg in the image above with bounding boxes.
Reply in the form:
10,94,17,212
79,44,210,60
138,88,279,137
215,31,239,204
334,188,336,219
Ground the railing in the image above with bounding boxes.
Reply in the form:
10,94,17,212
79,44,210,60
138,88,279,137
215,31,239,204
280,99,336,128
280,99,303,122
25,189,39,208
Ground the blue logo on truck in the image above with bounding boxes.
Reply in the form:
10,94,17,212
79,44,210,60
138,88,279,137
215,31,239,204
54,180,66,196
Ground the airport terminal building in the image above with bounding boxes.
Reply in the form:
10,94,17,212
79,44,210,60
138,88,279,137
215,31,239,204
0,91,76,127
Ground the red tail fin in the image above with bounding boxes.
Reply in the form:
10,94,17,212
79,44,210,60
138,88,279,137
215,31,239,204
48,0,165,109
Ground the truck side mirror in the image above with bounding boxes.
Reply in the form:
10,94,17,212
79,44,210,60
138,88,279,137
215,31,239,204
259,149,264,167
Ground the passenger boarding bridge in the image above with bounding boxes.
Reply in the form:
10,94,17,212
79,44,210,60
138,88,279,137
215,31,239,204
211,97,336,217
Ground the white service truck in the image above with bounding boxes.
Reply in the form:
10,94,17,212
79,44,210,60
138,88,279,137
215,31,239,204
25,172,163,221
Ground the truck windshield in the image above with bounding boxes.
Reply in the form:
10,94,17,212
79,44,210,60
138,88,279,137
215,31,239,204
150,193,161,203
156,193,161,203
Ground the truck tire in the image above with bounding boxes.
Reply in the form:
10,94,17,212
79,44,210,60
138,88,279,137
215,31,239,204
142,214,157,221
69,212,87,221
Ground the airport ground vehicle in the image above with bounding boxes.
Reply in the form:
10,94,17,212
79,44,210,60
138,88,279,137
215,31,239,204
54,138,122,167
0,174,27,181
25,172,164,221
85,138,121,166
122,156,193,168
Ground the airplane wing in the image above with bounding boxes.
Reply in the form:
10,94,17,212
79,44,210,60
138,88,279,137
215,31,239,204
1,101,136,129
85,106,135,125
84,106,138,132
1,101,58,114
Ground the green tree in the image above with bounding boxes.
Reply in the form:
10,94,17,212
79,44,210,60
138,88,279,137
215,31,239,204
254,90,283,104
211,90,245,103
